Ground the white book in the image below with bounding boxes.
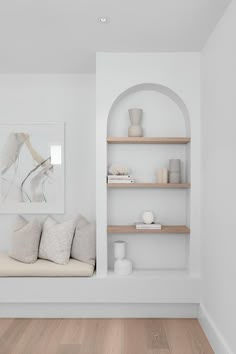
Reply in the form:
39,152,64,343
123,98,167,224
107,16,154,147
136,226,162,230
108,175,132,180
135,223,162,229
108,179,135,184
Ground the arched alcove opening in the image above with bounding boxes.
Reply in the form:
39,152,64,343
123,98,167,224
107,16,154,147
106,83,191,272
107,83,191,137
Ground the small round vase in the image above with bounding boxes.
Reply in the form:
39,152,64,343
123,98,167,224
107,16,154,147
114,258,133,276
128,108,143,137
142,211,154,224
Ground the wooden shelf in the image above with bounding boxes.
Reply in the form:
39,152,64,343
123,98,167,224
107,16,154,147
107,183,190,188
107,137,191,144
107,225,190,234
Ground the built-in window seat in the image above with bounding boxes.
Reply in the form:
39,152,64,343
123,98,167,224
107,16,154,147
0,253,94,277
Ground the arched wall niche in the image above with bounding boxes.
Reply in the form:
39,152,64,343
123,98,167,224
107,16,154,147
107,83,191,137
106,83,191,271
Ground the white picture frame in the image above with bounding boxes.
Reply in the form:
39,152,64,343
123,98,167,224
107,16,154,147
0,123,64,214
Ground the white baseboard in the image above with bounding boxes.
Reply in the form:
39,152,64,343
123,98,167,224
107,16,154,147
198,304,233,354
0,303,199,318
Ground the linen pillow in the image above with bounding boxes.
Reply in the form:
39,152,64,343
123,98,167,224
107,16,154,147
39,216,76,265
76,214,89,229
71,215,96,266
9,216,42,263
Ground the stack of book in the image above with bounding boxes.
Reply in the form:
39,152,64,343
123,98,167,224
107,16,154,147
107,175,135,184
135,223,162,230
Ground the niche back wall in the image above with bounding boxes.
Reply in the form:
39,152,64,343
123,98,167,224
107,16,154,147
0,74,95,251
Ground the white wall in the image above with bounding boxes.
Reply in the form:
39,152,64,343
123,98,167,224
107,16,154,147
201,1,236,353
0,74,95,251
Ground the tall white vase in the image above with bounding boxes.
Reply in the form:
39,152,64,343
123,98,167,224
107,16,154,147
128,108,143,137
169,159,181,183
114,241,132,276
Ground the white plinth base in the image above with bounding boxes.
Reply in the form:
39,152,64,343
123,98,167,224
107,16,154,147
0,303,199,318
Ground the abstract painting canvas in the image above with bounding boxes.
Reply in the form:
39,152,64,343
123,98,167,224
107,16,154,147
0,123,64,213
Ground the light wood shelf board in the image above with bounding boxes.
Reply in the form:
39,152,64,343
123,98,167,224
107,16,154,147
107,183,191,188
107,137,191,144
107,225,190,234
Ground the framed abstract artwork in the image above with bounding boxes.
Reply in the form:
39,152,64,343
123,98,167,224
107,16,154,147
0,123,64,214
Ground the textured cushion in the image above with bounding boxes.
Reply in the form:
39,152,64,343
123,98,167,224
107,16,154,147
0,253,94,277
39,216,76,265
76,214,89,229
71,215,96,266
9,216,41,264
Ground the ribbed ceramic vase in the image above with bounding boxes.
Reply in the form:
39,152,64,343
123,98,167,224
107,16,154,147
128,108,143,137
169,159,181,184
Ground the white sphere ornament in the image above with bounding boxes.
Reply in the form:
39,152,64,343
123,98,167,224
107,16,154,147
142,211,155,224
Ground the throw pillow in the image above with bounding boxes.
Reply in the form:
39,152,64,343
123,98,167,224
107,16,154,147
9,216,42,263
71,215,96,266
76,214,89,229
39,216,76,265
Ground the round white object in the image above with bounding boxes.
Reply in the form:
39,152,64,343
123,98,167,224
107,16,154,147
142,211,154,224
114,258,133,276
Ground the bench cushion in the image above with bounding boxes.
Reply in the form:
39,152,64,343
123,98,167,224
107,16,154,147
0,253,94,277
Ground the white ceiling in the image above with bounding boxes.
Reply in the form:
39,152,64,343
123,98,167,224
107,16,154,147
0,0,230,73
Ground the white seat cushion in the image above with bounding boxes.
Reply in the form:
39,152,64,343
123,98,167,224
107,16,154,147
0,253,94,277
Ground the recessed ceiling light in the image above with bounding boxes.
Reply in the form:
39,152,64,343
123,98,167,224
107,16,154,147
98,17,109,24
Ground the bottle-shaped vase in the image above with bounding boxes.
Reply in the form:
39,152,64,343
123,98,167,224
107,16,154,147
128,108,143,137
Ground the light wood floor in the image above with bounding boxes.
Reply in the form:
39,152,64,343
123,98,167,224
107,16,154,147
0,318,214,354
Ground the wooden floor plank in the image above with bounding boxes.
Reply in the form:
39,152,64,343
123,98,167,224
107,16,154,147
145,319,170,350
164,319,214,354
15,319,51,354
147,350,171,354
184,319,215,354
78,319,109,354
57,344,82,354
59,319,84,345
124,319,147,354
0,319,31,354
0,319,13,337
20,319,70,354
98,319,124,354
0,318,213,354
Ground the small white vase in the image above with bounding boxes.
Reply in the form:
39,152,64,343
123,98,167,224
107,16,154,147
114,241,133,276
114,241,126,259
114,259,133,276
142,211,154,224
128,108,143,137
